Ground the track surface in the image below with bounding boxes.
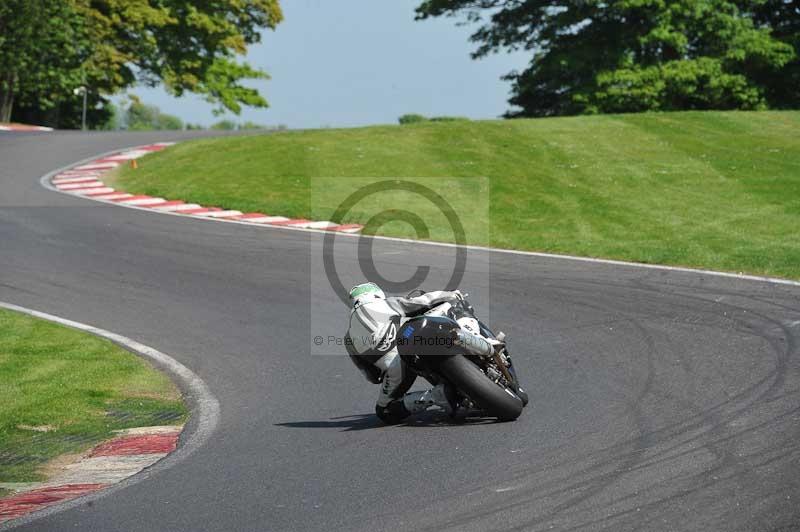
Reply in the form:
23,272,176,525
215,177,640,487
1,131,799,531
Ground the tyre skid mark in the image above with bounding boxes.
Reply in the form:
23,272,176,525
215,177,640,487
405,278,799,532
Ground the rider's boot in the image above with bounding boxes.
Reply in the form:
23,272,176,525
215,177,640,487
403,384,454,415
442,383,470,421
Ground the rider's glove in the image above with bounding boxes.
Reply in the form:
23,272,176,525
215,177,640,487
450,291,475,316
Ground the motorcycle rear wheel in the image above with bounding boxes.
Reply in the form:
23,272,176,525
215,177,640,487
439,355,524,421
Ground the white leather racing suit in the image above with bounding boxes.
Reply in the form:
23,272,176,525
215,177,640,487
346,291,464,424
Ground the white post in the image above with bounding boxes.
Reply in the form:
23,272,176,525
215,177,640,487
82,88,87,131
74,86,88,131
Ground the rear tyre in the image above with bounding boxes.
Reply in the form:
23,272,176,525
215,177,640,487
438,355,523,422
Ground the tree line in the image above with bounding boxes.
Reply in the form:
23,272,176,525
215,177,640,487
2,1,798,127
101,99,285,131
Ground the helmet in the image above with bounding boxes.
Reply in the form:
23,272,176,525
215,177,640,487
349,282,385,309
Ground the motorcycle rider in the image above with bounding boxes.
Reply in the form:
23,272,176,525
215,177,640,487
345,282,494,424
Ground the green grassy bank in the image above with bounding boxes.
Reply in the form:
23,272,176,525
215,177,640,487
0,309,186,484
115,111,800,279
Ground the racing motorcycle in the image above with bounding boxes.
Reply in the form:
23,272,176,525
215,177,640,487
398,290,528,421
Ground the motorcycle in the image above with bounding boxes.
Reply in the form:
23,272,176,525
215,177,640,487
397,290,528,421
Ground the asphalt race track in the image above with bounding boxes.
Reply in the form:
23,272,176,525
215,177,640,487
1,131,799,532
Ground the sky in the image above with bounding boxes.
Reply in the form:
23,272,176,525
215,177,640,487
124,0,530,129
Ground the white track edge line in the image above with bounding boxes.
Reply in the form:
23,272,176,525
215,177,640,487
38,144,800,289
0,301,220,530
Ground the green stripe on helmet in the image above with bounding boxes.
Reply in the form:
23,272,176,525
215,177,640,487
349,282,381,300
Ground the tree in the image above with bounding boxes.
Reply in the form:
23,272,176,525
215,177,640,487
0,0,283,127
211,119,238,130
124,101,183,130
0,0,89,122
751,0,800,107
398,113,429,124
99,103,121,131
415,0,797,116
11,93,114,130
126,102,159,130
77,0,283,115
240,121,267,130
155,112,183,131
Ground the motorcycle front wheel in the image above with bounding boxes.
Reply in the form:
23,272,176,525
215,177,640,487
439,355,524,422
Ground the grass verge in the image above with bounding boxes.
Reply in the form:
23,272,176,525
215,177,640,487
0,308,187,484
113,110,800,280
